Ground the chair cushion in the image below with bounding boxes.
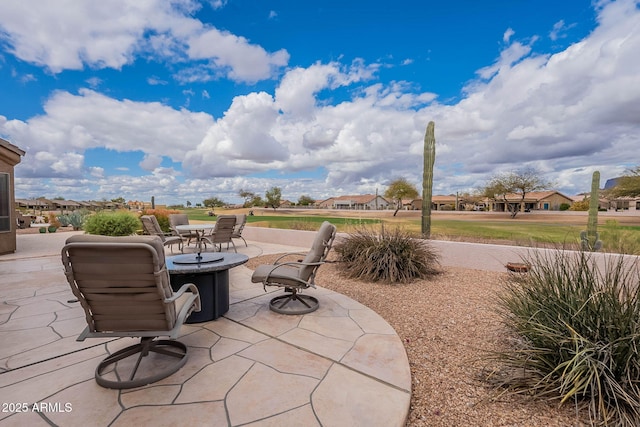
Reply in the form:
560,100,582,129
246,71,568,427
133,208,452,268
251,264,307,288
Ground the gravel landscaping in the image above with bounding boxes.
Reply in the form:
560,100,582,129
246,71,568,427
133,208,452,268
247,254,589,427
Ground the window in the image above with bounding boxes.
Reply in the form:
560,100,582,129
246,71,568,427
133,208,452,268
0,173,9,232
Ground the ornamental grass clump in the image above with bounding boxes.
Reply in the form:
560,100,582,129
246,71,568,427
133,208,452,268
494,249,640,426
334,225,440,283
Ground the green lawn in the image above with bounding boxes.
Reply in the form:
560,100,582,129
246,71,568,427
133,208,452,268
431,219,584,246
186,211,380,231
183,209,640,254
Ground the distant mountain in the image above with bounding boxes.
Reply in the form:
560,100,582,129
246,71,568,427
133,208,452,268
604,177,620,190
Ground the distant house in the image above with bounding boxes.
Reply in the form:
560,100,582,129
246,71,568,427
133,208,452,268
51,199,82,212
570,194,610,210
128,200,153,210
488,191,574,212
15,198,53,213
318,194,391,210
609,196,640,211
410,195,474,211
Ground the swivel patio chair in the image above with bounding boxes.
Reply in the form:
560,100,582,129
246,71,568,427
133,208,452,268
251,221,337,314
61,234,201,389
202,215,237,252
140,215,183,253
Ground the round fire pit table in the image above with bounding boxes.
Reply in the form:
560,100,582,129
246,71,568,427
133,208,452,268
166,252,249,323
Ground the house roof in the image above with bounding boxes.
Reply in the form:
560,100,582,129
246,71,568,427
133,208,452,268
15,198,52,206
52,200,82,207
412,195,469,203
0,137,25,166
497,191,574,202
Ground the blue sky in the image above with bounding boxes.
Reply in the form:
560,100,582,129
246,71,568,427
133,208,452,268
1,0,639,206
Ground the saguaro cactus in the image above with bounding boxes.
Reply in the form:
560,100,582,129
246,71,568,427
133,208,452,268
421,121,436,238
581,171,602,251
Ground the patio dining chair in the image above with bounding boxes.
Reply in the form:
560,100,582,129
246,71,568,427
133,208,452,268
140,215,183,253
251,221,337,314
168,213,198,247
231,214,248,247
202,215,237,252
61,234,201,389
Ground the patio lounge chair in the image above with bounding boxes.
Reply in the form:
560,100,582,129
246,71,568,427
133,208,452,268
251,221,337,314
140,215,183,253
61,234,201,389
202,215,237,252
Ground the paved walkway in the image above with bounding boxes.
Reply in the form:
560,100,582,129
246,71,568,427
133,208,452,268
0,232,410,426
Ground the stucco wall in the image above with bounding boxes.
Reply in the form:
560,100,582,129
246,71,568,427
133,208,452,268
0,140,24,255
0,162,16,254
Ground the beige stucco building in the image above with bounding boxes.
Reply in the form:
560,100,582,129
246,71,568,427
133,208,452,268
0,138,25,255
488,191,574,212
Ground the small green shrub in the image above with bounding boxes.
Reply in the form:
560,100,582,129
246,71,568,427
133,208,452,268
83,211,141,236
334,225,440,283
559,203,571,211
493,249,640,426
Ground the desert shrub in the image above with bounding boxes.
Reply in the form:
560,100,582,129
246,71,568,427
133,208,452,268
57,215,70,227
559,203,571,211
48,213,62,228
494,249,640,426
334,225,441,283
83,211,141,236
569,199,590,211
58,209,90,230
140,208,180,232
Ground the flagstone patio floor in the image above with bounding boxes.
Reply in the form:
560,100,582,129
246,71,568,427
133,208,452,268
0,231,410,426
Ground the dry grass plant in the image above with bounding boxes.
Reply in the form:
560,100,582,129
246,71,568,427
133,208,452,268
333,225,441,283
491,250,640,426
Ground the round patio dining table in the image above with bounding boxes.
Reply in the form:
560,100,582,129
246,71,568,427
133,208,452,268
175,223,216,258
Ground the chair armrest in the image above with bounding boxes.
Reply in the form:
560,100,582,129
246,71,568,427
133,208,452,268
168,284,201,338
274,260,323,268
274,252,307,264
167,283,201,313
166,283,199,304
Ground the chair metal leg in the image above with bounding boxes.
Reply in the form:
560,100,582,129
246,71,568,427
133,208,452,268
269,288,318,315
